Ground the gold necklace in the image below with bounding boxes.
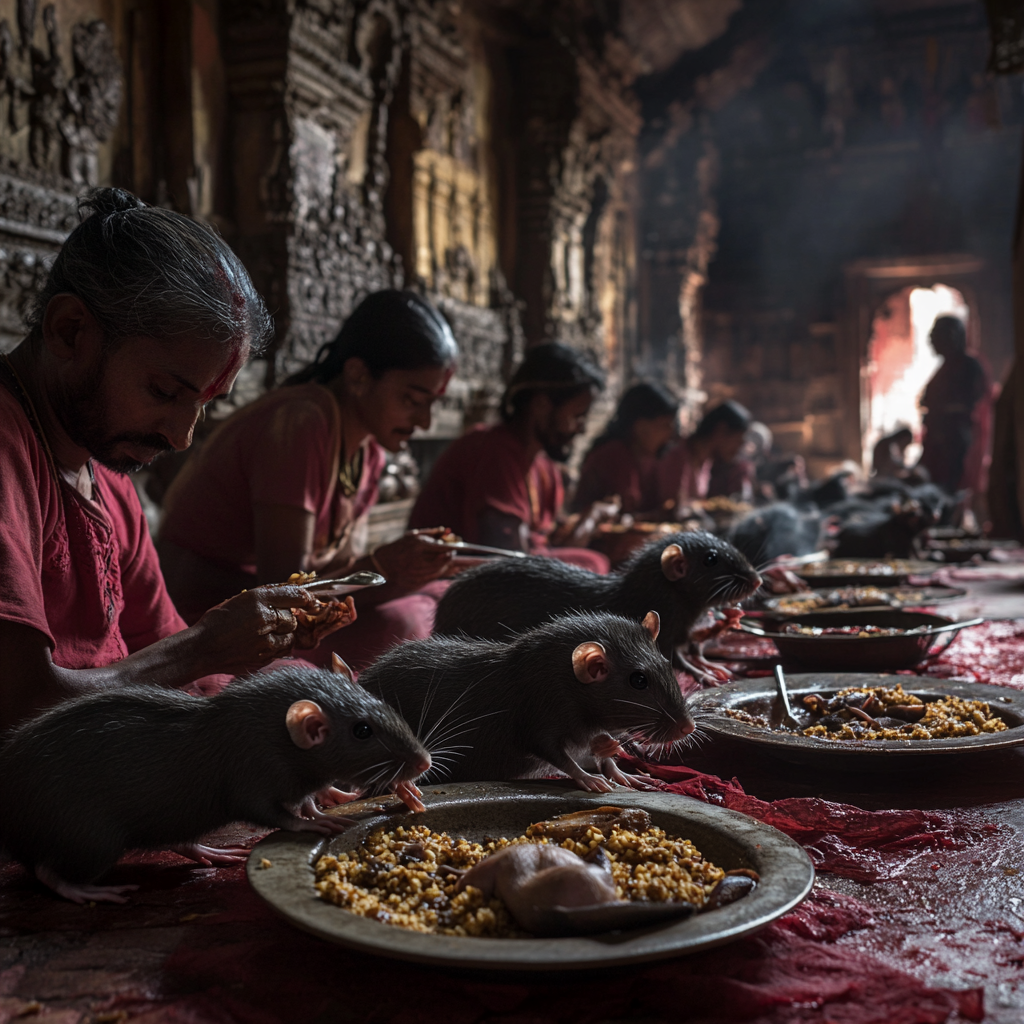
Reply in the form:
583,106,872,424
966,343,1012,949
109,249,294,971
0,353,63,493
338,444,364,498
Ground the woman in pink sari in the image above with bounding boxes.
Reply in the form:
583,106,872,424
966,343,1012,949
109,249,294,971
158,290,457,668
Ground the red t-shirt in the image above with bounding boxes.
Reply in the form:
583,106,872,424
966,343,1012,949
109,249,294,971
0,385,186,669
408,423,562,549
573,438,666,515
160,383,386,575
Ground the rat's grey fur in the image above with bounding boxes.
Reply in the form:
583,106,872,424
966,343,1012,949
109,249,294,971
0,668,428,884
433,531,761,659
359,611,692,784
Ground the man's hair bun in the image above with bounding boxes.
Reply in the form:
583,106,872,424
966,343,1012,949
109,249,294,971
77,187,147,221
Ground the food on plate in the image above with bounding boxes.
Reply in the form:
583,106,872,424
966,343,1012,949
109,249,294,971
799,559,924,578
724,683,1008,741
314,811,737,937
780,624,909,637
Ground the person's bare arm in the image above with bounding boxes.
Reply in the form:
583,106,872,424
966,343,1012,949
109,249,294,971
0,585,321,731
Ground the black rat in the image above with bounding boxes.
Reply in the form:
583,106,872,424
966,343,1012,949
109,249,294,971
433,530,762,683
346,610,693,792
0,667,430,904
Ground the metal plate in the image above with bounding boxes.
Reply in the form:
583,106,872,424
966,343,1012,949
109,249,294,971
760,585,968,618
692,674,1024,770
246,782,814,970
796,559,936,589
739,611,974,672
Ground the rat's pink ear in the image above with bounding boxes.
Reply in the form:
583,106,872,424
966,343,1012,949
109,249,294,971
661,543,688,581
642,610,661,641
286,700,330,749
330,652,356,683
572,641,609,684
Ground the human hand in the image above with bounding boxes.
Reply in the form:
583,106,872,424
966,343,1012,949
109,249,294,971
293,595,357,650
191,585,322,675
372,528,455,589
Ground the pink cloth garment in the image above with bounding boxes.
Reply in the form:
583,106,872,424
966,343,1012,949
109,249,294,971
573,438,666,515
159,382,440,668
656,439,711,510
0,382,185,671
161,382,385,590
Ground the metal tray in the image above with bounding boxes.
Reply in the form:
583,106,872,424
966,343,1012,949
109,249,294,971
796,559,936,589
759,585,968,620
246,782,814,970
691,674,1024,770
738,610,980,672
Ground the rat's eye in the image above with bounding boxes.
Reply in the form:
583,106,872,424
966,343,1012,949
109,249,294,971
353,722,373,739
703,551,719,567
629,671,648,690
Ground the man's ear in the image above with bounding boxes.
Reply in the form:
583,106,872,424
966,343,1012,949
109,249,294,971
661,543,688,582
286,700,330,749
572,642,609,683
642,610,661,642
330,652,357,684
41,294,105,365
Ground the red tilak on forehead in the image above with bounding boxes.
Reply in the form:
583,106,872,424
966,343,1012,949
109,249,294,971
438,367,455,396
201,339,246,403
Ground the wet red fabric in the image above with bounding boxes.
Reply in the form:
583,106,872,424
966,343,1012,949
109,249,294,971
620,758,997,883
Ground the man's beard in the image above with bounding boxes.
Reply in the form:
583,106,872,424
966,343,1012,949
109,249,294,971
540,431,576,463
55,359,174,474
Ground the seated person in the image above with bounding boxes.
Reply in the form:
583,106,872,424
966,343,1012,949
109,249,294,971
158,290,458,670
658,400,752,514
571,382,679,517
708,420,773,502
408,343,611,573
872,426,914,479
0,188,329,731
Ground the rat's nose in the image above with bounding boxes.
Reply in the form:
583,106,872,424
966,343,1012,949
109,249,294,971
414,755,431,775
750,572,763,588
674,719,696,740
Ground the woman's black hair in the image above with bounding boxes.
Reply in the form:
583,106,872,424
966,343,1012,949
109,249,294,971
501,342,605,422
693,400,752,439
286,290,457,385
590,382,679,452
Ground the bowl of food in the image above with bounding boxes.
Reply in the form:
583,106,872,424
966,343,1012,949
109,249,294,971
796,559,936,589
691,674,1024,769
758,584,967,620
924,537,1022,563
247,782,813,970
738,610,981,672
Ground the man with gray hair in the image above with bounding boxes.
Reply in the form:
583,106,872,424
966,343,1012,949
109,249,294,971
0,188,337,737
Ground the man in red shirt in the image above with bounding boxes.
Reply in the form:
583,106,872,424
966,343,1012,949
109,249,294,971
409,343,611,571
0,188,332,748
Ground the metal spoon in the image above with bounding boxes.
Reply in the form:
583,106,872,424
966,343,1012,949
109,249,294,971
772,664,802,731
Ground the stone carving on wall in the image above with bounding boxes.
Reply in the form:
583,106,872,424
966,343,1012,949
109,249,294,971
0,2,120,352
406,9,495,307
0,3,121,184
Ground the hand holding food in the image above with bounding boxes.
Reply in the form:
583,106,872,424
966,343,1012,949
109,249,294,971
371,527,455,588
192,584,324,674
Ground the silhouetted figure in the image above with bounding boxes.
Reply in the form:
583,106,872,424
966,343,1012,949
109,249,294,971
919,316,987,494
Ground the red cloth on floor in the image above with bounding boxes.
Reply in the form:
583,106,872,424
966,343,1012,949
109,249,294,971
621,758,997,882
